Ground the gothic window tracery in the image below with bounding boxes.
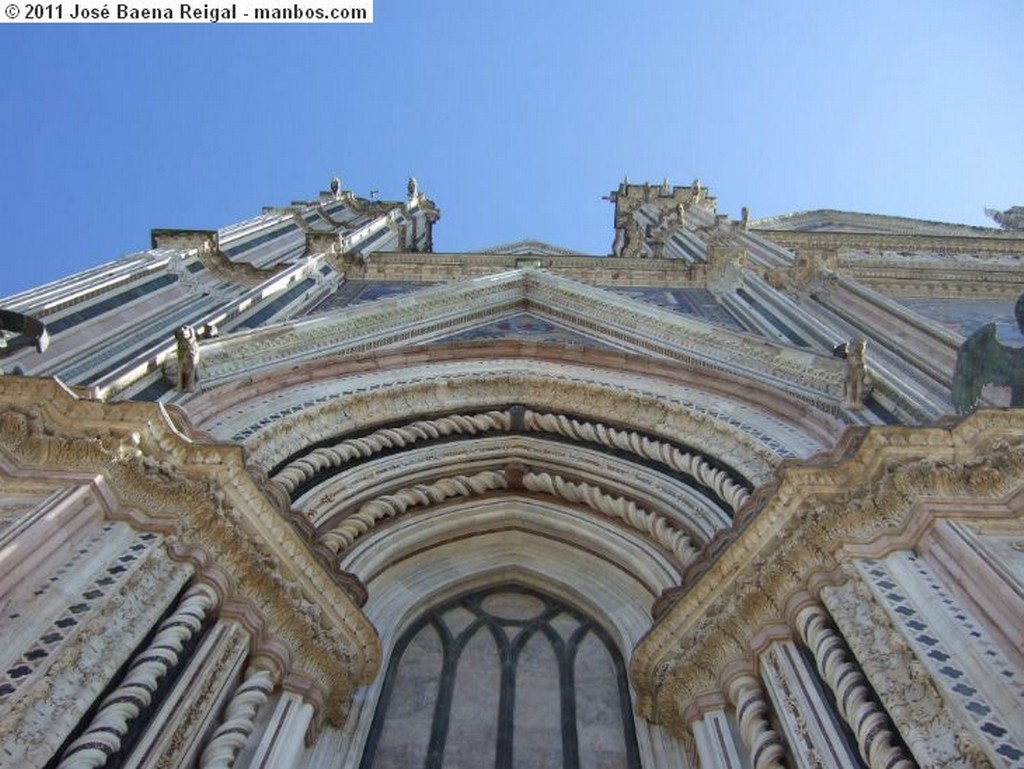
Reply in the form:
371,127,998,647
359,585,641,769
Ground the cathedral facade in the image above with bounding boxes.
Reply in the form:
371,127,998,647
0,178,1022,769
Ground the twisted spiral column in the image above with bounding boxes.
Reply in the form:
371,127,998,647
728,674,788,769
198,668,274,769
796,605,914,769
58,583,218,769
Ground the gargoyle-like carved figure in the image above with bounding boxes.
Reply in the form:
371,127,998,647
952,294,1024,413
985,205,1024,231
0,309,49,359
329,175,340,196
174,325,200,392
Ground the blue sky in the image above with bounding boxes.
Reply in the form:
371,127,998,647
1,1,1022,296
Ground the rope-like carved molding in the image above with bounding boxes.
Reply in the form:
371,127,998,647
728,675,787,769
522,409,750,513
198,668,274,769
522,471,698,566
796,605,914,769
273,411,512,494
58,584,218,769
320,470,509,554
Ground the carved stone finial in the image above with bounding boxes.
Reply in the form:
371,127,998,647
691,179,702,202
407,176,418,200
740,206,749,230
985,206,1024,231
329,175,340,197
174,325,199,392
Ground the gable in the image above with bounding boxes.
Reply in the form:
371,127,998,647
185,269,846,409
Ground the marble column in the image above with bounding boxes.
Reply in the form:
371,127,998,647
692,707,746,769
758,638,861,769
245,690,315,769
727,674,787,769
821,566,992,768
794,604,913,769
57,582,218,769
199,667,275,769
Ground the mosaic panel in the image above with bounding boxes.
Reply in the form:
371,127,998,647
309,281,436,315
897,297,1021,342
440,312,621,350
858,557,1024,766
610,287,745,332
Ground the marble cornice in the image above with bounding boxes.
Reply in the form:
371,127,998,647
630,409,1024,737
358,251,709,287
754,228,1024,256
837,259,1024,298
0,376,379,727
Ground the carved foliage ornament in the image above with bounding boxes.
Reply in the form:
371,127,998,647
630,410,1024,737
0,378,379,727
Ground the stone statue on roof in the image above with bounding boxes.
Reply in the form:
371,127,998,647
175,325,200,392
952,294,1024,413
985,206,1024,231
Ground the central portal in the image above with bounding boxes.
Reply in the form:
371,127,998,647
359,585,641,769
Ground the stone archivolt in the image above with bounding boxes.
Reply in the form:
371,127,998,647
272,406,749,517
0,377,379,728
631,409,1024,738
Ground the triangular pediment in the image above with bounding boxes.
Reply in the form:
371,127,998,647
432,311,623,352
190,270,846,407
478,239,587,256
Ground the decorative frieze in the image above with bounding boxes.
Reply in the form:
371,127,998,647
858,555,1024,766
0,544,190,768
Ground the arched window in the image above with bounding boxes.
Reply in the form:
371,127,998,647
360,585,642,769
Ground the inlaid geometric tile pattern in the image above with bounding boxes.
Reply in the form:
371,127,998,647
858,557,1024,767
0,530,161,707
